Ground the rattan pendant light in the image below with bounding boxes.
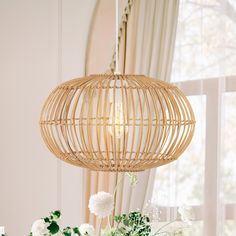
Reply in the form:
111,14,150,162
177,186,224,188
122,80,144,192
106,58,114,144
40,0,195,172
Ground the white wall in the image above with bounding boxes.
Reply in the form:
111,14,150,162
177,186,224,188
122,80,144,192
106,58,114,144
0,0,96,235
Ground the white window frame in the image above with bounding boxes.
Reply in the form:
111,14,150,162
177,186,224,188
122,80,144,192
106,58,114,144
153,76,236,235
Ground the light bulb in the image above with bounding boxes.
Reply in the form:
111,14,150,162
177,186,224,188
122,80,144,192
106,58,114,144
108,102,127,138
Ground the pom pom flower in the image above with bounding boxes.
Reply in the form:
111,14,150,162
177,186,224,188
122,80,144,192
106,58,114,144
31,219,50,236
79,224,96,236
88,191,114,218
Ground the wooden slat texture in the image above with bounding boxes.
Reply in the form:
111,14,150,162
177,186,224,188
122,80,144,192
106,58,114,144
40,74,195,172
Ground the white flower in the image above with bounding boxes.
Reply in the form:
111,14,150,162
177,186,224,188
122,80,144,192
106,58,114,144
178,205,195,224
88,191,114,218
79,224,95,236
31,219,50,236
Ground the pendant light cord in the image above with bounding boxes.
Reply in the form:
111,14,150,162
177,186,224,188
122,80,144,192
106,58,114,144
110,0,134,73
123,18,127,74
115,0,119,74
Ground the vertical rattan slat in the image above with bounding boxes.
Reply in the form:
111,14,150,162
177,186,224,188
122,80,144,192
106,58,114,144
40,74,195,172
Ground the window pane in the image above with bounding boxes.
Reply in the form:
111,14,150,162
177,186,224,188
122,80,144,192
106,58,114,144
151,221,203,236
185,221,203,236
221,92,236,203
224,220,236,236
152,95,205,206
172,0,236,82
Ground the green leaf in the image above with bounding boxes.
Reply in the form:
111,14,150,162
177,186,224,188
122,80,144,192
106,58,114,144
44,217,50,223
114,215,122,223
113,211,151,236
62,226,71,235
51,210,61,220
123,218,129,226
73,227,81,235
63,232,71,236
47,221,60,234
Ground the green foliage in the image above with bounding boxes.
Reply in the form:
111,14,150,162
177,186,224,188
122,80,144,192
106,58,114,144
73,227,80,235
62,226,81,236
113,211,151,236
47,221,60,234
42,211,61,234
30,210,81,236
51,210,61,220
29,209,188,236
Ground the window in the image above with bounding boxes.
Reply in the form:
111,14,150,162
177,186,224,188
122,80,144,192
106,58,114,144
151,1,236,235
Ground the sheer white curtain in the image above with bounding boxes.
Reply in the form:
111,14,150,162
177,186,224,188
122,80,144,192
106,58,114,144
151,0,236,235
83,0,180,229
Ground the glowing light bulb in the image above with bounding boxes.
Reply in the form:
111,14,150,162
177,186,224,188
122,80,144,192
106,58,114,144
108,102,127,138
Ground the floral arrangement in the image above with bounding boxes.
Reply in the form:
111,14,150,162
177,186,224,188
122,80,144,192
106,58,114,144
29,210,80,236
29,173,194,236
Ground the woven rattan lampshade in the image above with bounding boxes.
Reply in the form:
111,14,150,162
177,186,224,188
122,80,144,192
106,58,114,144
40,74,195,172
